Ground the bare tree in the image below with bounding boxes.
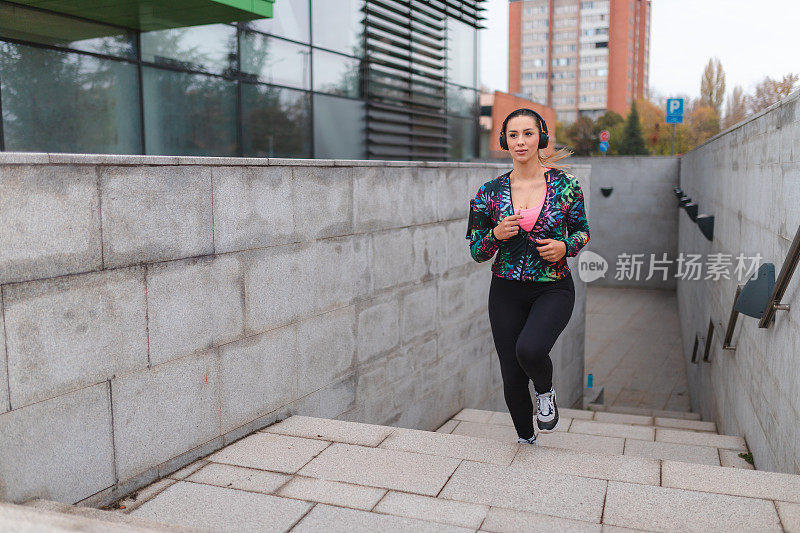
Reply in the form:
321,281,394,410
747,73,799,113
723,85,747,129
700,57,726,114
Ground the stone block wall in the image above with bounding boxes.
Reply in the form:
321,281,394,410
569,156,680,289
0,154,589,505
679,90,800,473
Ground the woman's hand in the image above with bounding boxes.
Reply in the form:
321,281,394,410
535,239,567,262
492,213,523,240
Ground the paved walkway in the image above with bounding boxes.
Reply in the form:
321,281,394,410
12,409,800,532
585,286,689,412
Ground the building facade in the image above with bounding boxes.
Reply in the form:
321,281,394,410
0,0,484,160
508,0,650,123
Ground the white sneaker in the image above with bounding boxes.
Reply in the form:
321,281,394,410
517,434,537,445
536,387,559,432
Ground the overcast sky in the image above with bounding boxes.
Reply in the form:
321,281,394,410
479,0,800,101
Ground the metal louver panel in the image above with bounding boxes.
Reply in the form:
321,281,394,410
364,0,485,160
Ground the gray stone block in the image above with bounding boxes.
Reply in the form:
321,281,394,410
147,255,244,366
438,460,606,523
100,166,213,268
0,152,49,164
372,228,416,290
380,427,518,466
623,439,720,466
373,490,488,529
292,166,354,242
293,503,470,533
132,481,312,532
243,244,311,334
186,462,290,494
210,432,330,474
302,235,372,313
219,324,297,434
112,348,221,481
603,480,781,532
296,306,356,398
357,298,400,362
212,166,296,253
481,507,602,533
0,164,101,284
298,442,461,496
354,167,416,232
277,476,386,510
0,383,114,504
410,224,448,280
263,415,393,447
4,267,148,408
512,445,660,486
401,283,437,342
292,373,355,420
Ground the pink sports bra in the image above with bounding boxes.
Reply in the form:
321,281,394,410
516,193,546,232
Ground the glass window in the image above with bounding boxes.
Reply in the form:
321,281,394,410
312,49,360,97
242,84,311,158
312,0,364,56
142,67,237,156
313,93,365,159
0,42,141,153
446,19,476,89
448,117,476,161
240,32,311,89
0,3,136,58
447,85,477,117
245,0,310,43
141,24,237,75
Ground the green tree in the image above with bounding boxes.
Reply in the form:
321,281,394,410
618,101,648,155
700,57,726,115
564,115,596,155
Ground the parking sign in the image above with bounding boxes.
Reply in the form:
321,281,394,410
666,98,684,124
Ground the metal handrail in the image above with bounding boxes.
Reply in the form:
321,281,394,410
702,318,714,362
722,284,744,350
758,223,800,328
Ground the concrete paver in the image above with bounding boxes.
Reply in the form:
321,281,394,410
536,430,625,455
297,442,461,496
439,460,607,524
570,420,655,441
652,417,716,432
622,439,720,466
131,481,312,532
435,420,459,434
452,408,494,423
603,480,782,532
661,460,800,503
718,448,755,470
593,412,653,426
292,503,473,532
208,432,330,474
261,415,393,447
276,476,386,511
480,506,603,533
373,491,488,529
379,426,519,465
512,445,660,486
451,420,520,442
775,501,800,531
655,428,747,451
186,463,290,494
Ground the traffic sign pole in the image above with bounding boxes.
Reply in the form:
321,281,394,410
671,123,675,155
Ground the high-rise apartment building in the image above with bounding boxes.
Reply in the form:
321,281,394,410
509,0,650,124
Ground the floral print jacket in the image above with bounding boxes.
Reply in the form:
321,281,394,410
466,167,590,282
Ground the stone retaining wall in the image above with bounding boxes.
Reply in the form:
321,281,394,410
0,154,589,505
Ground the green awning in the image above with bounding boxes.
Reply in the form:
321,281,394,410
10,0,275,31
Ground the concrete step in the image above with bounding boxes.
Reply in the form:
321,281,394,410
2,499,196,532
113,415,798,532
452,407,712,431
444,408,750,470
585,402,703,421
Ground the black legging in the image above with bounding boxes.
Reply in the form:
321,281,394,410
488,273,575,439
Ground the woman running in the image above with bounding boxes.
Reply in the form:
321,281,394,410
466,108,590,445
